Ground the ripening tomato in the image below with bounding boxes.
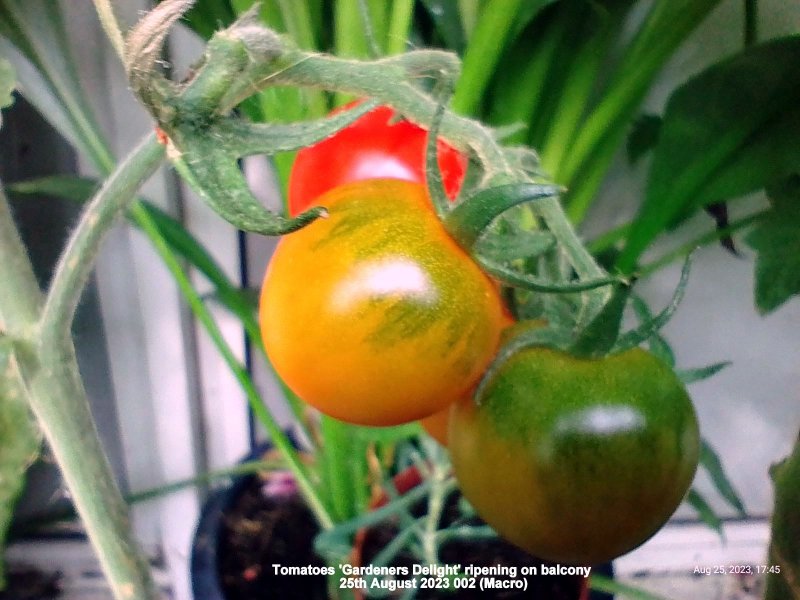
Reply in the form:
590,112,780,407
260,179,506,426
449,347,699,565
420,313,525,445
288,103,467,216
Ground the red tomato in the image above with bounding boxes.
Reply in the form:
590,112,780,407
288,103,467,216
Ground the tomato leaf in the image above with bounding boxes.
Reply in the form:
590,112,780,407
745,176,800,314
700,439,747,518
0,56,15,129
626,113,661,165
677,361,731,385
686,488,724,538
0,337,42,588
619,36,800,272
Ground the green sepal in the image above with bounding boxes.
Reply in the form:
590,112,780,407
475,229,555,263
613,254,692,353
477,256,619,294
445,182,562,250
630,295,675,366
425,84,454,219
172,134,324,235
212,100,378,157
570,280,632,358
677,361,731,385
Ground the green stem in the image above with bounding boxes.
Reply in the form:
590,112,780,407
39,134,163,345
2,166,159,600
421,464,453,565
451,0,524,116
130,202,334,530
92,0,126,61
638,211,764,278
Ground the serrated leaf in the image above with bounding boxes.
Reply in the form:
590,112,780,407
677,361,731,385
0,339,42,587
626,113,661,165
686,488,724,538
700,439,747,517
745,176,800,314
619,36,800,271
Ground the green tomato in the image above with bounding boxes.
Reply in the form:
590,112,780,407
449,346,699,565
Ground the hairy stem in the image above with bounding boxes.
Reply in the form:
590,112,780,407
1,179,158,599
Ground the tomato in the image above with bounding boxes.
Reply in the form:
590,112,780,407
288,103,467,216
260,179,506,426
420,314,524,446
420,404,452,446
449,347,699,565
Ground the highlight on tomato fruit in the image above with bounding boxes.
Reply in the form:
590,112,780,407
287,102,467,216
260,179,507,427
449,346,699,565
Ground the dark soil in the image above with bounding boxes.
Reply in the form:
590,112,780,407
216,474,608,600
217,478,328,600
0,566,61,600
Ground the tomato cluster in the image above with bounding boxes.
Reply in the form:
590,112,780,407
258,102,699,565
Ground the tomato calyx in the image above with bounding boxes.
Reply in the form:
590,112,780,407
474,255,692,405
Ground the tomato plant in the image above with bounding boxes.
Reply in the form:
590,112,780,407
449,346,699,565
260,179,506,426
287,103,467,216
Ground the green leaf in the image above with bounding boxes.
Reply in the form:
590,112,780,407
0,338,42,588
745,176,800,314
700,439,747,517
619,36,800,272
0,56,15,129
626,113,661,165
686,488,724,538
677,361,731,385
419,0,467,53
